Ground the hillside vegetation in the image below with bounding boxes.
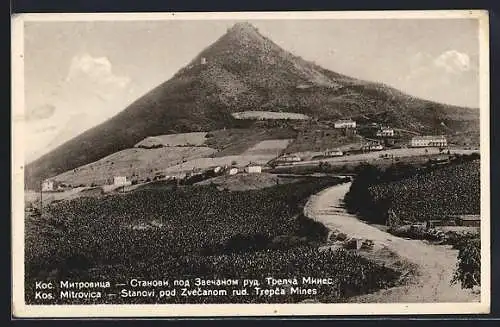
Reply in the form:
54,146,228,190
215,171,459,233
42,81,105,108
135,132,208,148
52,146,216,186
345,155,480,225
26,22,478,189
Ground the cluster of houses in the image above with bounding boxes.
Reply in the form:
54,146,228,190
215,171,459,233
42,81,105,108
361,141,384,151
426,215,480,228
40,162,264,193
333,119,357,129
409,135,447,148
376,127,395,137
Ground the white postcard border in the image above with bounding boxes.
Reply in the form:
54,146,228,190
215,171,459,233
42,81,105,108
11,10,491,317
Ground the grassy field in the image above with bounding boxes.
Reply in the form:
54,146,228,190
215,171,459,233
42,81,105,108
197,172,301,191
52,146,217,186
242,139,293,156
203,128,297,157
134,132,208,147
284,129,363,154
231,111,310,120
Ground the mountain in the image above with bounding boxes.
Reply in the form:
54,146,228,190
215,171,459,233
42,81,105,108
25,22,478,189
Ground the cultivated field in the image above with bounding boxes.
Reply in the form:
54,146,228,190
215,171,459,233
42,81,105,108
134,132,208,147
345,158,480,225
284,147,479,167
197,172,301,191
231,111,310,120
367,160,480,223
284,129,362,154
242,139,293,156
25,176,401,304
160,155,270,174
52,146,217,186
160,139,292,174
204,128,297,157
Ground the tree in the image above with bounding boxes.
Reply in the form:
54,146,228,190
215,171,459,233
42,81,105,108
451,238,480,289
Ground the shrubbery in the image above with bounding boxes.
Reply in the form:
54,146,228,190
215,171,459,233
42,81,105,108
26,176,401,304
452,238,481,289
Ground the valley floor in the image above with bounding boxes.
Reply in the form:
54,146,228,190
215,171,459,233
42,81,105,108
304,182,480,303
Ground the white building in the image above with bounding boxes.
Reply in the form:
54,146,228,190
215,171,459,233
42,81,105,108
228,167,239,175
362,142,384,151
113,176,130,186
410,135,447,147
41,180,54,192
277,155,302,163
213,166,222,174
334,119,356,129
376,128,395,137
244,164,262,173
324,149,343,157
201,57,207,65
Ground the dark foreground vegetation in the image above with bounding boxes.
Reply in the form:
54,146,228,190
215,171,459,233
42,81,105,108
345,153,480,225
452,238,481,289
344,153,481,289
26,176,401,304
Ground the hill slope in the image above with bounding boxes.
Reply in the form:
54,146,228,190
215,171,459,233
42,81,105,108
25,22,478,189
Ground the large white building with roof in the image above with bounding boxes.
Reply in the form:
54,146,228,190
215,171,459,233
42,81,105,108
334,119,356,129
410,135,447,147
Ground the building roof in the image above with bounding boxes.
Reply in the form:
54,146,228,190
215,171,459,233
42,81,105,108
335,119,355,123
411,135,447,140
245,163,262,167
451,215,480,221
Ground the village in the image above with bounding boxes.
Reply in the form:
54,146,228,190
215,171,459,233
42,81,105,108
39,118,458,194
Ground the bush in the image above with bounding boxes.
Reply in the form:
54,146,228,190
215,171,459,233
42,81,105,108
452,238,480,289
25,176,403,304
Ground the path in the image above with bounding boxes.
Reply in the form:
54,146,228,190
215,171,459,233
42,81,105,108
304,181,479,303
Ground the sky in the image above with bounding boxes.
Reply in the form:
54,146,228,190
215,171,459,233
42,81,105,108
23,18,480,162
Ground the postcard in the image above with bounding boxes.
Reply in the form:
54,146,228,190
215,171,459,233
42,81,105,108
11,10,490,317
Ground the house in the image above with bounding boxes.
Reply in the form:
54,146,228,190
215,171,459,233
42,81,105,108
228,167,239,175
376,127,395,137
334,119,357,129
324,149,343,157
276,154,302,163
244,164,262,173
41,180,54,192
113,176,131,186
410,135,447,147
344,238,363,250
362,142,383,151
454,215,480,227
200,57,207,65
213,166,222,174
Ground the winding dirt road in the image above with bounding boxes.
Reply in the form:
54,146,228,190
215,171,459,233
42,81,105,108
304,181,479,303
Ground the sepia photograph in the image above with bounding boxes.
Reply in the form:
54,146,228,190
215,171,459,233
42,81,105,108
11,10,490,317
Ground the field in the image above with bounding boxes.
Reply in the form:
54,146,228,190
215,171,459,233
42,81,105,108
51,146,217,186
197,173,301,191
203,128,297,157
345,157,480,225
231,111,310,120
134,132,208,147
161,139,293,174
242,139,293,156
25,176,401,304
284,129,363,154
